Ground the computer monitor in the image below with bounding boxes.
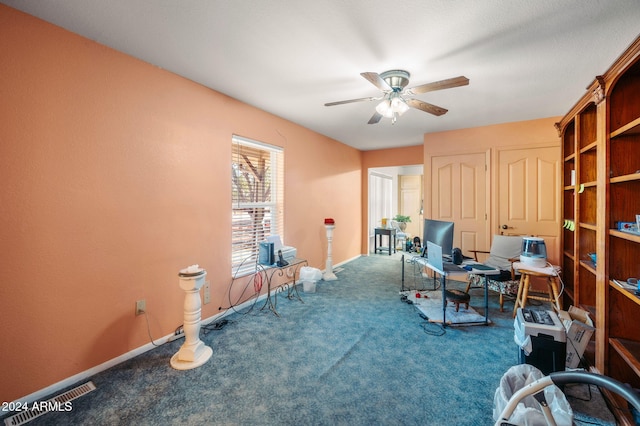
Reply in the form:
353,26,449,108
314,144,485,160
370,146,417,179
423,219,454,257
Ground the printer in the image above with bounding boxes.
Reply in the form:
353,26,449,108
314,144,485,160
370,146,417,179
515,308,567,375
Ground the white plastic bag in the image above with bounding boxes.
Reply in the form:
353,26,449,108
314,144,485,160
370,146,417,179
299,266,322,281
514,318,533,355
493,364,573,425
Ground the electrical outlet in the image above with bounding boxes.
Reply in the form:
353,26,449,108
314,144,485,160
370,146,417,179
135,299,146,316
204,281,211,304
168,326,184,342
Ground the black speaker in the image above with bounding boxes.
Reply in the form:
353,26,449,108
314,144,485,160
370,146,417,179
452,247,463,265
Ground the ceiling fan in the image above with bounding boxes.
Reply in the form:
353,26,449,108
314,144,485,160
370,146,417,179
325,70,469,124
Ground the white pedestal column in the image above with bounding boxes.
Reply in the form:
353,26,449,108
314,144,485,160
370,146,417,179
323,224,337,281
170,269,213,370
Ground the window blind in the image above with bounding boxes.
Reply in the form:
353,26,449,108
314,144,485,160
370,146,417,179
231,135,284,276
368,172,393,235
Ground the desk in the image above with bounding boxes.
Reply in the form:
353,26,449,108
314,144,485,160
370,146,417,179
260,258,308,317
374,228,396,255
512,263,562,317
412,256,498,326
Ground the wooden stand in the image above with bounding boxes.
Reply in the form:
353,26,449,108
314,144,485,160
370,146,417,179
512,268,562,317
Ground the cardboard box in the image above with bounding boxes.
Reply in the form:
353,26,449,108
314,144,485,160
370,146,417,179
558,306,595,369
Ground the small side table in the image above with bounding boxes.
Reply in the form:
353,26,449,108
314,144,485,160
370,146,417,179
260,258,308,317
374,228,396,256
512,263,562,317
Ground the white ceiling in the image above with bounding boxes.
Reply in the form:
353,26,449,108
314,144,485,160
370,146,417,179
3,0,640,151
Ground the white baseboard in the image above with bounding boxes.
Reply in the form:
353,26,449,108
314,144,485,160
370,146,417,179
11,293,269,406
328,254,360,270
12,336,168,405
11,256,363,405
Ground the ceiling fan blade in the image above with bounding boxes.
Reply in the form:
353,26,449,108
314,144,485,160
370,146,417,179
324,96,378,107
367,111,383,124
406,98,448,116
407,76,469,95
361,72,393,92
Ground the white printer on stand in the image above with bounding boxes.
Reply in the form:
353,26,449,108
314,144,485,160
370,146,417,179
280,246,297,261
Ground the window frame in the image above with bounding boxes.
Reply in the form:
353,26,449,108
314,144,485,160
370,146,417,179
231,135,284,277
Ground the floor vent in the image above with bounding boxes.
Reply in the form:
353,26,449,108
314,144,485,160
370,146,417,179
4,381,96,426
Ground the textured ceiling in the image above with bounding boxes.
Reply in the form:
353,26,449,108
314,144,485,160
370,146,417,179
2,0,640,150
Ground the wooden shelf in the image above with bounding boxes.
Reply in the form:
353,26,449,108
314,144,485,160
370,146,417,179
579,259,596,274
610,172,640,184
558,36,640,424
579,140,598,153
610,280,640,307
610,229,640,244
611,116,640,139
610,338,640,377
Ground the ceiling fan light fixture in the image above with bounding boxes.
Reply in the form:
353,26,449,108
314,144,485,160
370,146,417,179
376,93,410,120
325,69,468,125
375,99,394,118
391,96,410,116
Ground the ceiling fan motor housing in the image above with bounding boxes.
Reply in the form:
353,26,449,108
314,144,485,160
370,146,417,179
380,70,410,91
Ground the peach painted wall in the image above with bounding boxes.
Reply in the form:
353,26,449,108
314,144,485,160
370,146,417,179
360,145,423,253
422,117,561,230
423,118,561,155
0,5,361,402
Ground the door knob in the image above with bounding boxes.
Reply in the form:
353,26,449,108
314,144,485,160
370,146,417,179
501,224,508,229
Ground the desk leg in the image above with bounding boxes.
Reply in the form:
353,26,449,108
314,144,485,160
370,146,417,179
441,275,447,327
401,254,405,292
483,275,489,325
261,276,280,317
287,279,304,302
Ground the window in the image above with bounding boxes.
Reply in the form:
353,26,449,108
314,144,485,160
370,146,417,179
231,135,284,276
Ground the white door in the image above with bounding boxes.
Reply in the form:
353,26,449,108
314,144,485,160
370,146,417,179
398,175,423,240
431,152,490,256
497,146,561,264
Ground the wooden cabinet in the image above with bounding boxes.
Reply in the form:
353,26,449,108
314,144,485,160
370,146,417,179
557,35,640,424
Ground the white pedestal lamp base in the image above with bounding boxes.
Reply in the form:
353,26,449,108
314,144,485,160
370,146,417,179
171,268,212,370
324,224,338,281
323,271,338,281
170,345,213,370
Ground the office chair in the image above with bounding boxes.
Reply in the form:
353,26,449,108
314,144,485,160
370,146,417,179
465,235,523,312
388,220,409,251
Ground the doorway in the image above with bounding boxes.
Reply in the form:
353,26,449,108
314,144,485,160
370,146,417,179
368,165,423,254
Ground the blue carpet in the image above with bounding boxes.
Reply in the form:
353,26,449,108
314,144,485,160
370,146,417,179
5,254,598,425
